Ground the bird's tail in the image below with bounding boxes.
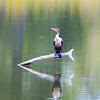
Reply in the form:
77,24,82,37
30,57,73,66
68,49,75,61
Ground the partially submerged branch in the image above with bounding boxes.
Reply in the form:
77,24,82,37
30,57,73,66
18,49,75,66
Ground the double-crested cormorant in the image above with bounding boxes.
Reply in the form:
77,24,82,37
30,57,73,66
52,73,61,100
51,28,63,57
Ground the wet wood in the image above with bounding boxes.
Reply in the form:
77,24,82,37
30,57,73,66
18,49,75,66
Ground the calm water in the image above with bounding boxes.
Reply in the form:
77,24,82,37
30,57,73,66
0,0,100,100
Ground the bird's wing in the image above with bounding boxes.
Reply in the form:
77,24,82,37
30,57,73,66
53,40,55,46
61,74,74,85
59,37,63,46
19,65,54,81
61,40,63,46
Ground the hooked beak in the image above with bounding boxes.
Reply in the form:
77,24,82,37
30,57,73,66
51,28,56,32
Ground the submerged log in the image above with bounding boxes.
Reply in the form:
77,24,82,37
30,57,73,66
18,49,75,66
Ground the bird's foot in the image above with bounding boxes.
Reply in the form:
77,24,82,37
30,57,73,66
54,52,61,58
54,53,61,56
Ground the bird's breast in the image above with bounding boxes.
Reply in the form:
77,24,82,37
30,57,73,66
55,41,62,47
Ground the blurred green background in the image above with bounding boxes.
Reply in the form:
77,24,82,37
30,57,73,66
0,0,100,100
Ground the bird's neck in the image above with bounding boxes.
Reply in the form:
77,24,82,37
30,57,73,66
56,34,60,38
57,32,60,36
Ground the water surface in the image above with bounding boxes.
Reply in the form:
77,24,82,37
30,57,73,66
0,0,100,100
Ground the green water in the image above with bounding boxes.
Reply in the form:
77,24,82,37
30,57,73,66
0,0,100,100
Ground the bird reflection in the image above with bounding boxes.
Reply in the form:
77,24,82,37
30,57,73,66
52,73,61,100
19,65,74,100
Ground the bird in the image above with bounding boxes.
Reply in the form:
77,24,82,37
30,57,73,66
51,28,63,58
52,73,61,100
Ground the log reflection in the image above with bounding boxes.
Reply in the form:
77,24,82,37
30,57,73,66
18,65,74,99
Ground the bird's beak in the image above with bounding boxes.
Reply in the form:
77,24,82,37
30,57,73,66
51,28,56,32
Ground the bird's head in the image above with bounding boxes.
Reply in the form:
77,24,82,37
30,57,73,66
51,28,61,34
54,73,61,81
